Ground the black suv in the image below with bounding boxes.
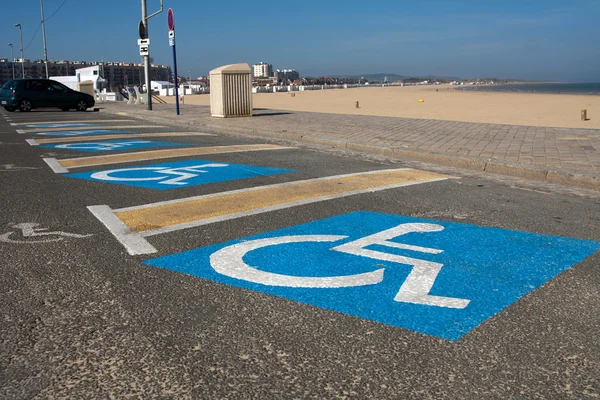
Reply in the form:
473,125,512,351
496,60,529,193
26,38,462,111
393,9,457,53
0,78,95,112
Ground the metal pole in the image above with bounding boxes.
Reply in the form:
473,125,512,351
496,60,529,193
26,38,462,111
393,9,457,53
19,26,24,78
40,0,49,79
15,24,24,78
173,40,179,115
141,0,152,110
8,44,15,80
140,0,162,111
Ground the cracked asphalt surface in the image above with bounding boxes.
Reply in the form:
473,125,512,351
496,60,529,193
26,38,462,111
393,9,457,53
1,108,599,399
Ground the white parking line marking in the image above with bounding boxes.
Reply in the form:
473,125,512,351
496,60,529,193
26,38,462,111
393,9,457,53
88,169,452,255
43,144,294,173
87,205,158,255
42,158,69,173
11,119,129,126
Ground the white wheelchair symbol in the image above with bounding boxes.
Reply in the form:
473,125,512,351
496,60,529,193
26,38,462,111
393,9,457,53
0,222,93,243
91,163,229,186
55,140,152,151
210,222,470,309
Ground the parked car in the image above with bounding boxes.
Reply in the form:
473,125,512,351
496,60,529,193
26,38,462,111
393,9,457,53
0,78,95,112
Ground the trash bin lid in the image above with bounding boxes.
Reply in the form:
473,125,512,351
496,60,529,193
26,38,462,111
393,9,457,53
209,63,251,75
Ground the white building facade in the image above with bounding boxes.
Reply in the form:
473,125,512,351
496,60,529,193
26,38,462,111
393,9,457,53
50,65,106,92
253,62,272,78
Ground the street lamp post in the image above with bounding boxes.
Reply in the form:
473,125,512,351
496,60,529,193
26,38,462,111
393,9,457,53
8,44,15,80
40,0,49,79
14,24,24,78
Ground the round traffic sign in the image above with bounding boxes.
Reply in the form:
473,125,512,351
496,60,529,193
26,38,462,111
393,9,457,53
138,20,147,39
167,8,175,31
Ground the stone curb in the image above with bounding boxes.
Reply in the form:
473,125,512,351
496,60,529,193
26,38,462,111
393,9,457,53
108,107,600,192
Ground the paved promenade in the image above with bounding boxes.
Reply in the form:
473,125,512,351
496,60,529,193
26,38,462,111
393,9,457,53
101,103,600,191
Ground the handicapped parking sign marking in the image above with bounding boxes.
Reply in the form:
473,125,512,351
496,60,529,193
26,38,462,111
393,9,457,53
66,159,294,189
39,139,187,152
145,211,600,340
27,130,132,137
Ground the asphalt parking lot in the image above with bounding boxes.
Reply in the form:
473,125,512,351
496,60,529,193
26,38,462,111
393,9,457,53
1,108,599,399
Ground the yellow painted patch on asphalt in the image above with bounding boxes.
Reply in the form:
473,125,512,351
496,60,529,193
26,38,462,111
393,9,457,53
13,119,130,126
57,144,295,169
116,169,449,233
33,132,214,144
21,125,164,133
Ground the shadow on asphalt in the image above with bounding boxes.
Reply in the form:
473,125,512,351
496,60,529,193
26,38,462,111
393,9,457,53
252,111,292,117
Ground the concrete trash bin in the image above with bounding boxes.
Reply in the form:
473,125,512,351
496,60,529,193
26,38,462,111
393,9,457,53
209,63,253,118
76,80,94,97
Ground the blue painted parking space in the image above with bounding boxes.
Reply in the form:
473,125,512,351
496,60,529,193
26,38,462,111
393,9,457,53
24,123,97,128
27,129,132,137
39,139,187,153
66,159,294,189
145,211,600,340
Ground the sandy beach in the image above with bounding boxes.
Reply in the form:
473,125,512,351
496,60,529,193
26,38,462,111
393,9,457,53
162,85,600,129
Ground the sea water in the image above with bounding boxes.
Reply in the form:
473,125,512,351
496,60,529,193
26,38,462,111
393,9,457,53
460,82,600,95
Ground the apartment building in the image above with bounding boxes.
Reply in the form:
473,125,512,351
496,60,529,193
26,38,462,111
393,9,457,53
0,59,171,90
253,62,273,78
275,69,300,84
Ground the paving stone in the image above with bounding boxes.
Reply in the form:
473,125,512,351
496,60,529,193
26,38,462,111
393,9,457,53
101,103,600,190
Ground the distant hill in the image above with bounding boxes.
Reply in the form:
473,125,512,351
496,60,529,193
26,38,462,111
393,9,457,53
419,75,462,81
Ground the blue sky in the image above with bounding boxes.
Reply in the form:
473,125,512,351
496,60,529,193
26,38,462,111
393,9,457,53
2,0,599,82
